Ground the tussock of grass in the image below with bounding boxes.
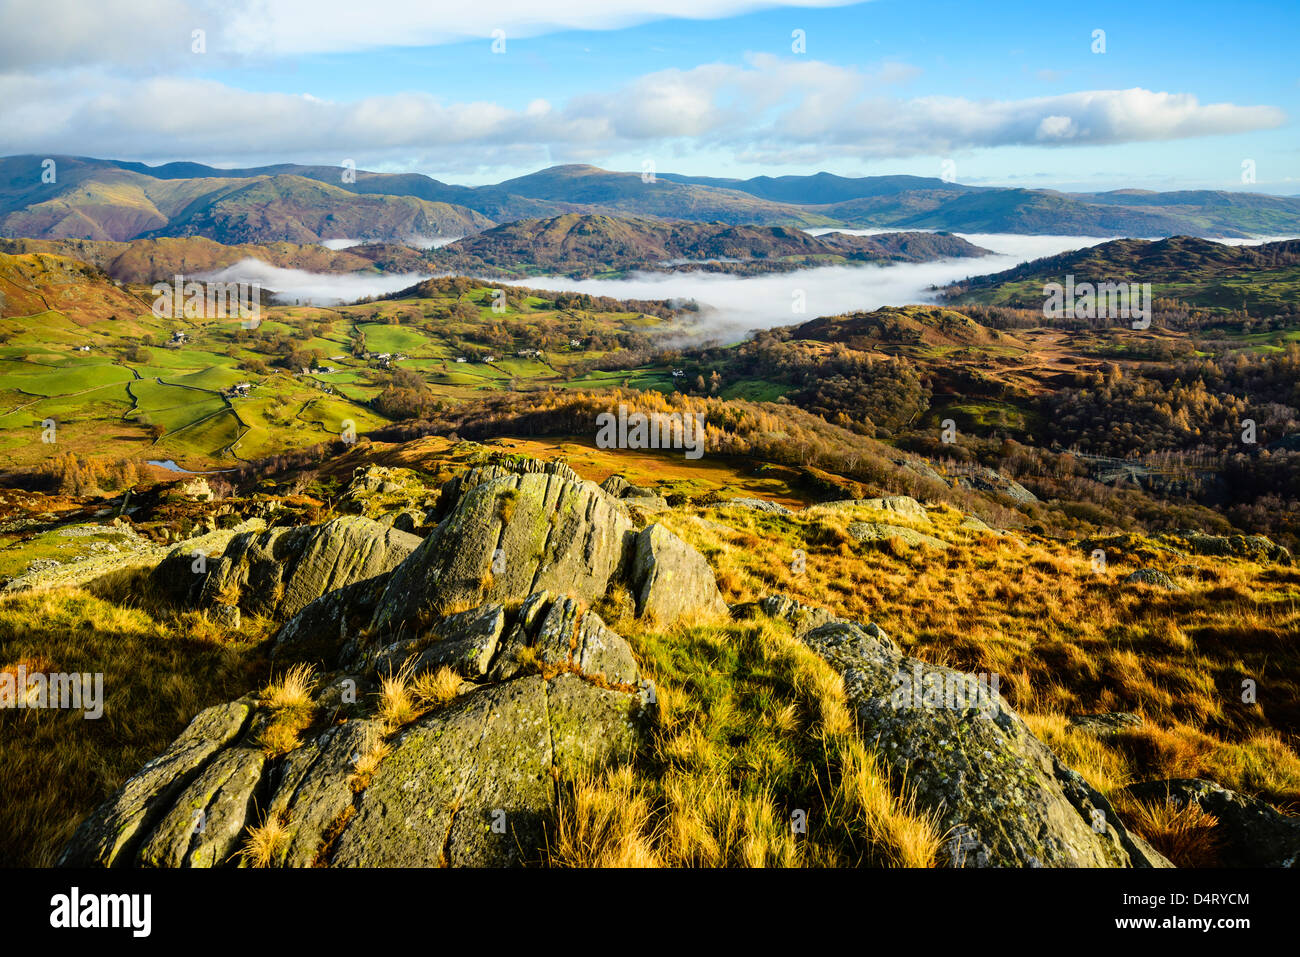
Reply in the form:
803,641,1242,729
1112,793,1223,868
240,813,291,867
348,740,392,793
411,666,461,710
257,663,318,756
377,666,422,731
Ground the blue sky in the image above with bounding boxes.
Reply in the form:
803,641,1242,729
1,0,1296,191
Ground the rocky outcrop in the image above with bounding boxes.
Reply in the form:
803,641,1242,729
950,467,1038,505
60,590,651,869
1124,568,1179,590
782,611,1169,868
805,495,928,519
722,497,793,515
630,523,728,623
1123,779,1300,867
59,700,256,866
1159,531,1292,566
373,469,633,632
848,522,949,551
196,517,421,620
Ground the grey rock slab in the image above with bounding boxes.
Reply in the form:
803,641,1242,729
58,700,254,867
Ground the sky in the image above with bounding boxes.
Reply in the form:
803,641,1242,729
0,0,1296,191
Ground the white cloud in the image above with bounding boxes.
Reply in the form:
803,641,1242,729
0,0,865,70
0,55,1282,172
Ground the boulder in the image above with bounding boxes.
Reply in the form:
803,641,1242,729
848,522,949,551
723,497,793,515
1122,779,1300,867
805,495,928,520
630,523,728,624
1124,568,1179,590
198,517,421,620
1068,713,1144,737
798,619,1169,868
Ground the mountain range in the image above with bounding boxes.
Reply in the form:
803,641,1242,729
3,156,1299,245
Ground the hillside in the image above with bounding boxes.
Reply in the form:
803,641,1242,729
943,236,1300,313
0,236,427,283
2,435,1297,870
429,214,990,277
0,252,148,325
795,305,1028,352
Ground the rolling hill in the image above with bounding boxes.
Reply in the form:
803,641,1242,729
942,236,1300,313
427,213,990,277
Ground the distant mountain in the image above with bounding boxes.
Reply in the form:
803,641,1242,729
658,171,973,204
0,157,491,244
941,236,1300,314
426,213,990,277
3,156,1300,242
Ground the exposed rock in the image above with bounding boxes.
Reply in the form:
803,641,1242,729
805,495,928,520
599,474,632,498
1158,531,1292,567
136,745,266,868
848,522,949,550
951,467,1038,505
723,497,793,515
532,597,640,685
372,470,632,633
179,478,214,501
198,517,421,620
64,584,649,869
1123,779,1300,867
210,603,241,631
630,523,728,624
1068,712,1144,737
274,576,391,664
798,619,1169,868
58,700,254,866
735,593,836,636
266,719,386,868
1124,568,1179,590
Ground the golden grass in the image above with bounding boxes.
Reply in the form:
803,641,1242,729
1112,793,1224,868
239,813,291,867
657,504,1300,808
348,740,392,793
0,587,261,866
377,666,423,731
411,666,461,710
546,616,946,868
